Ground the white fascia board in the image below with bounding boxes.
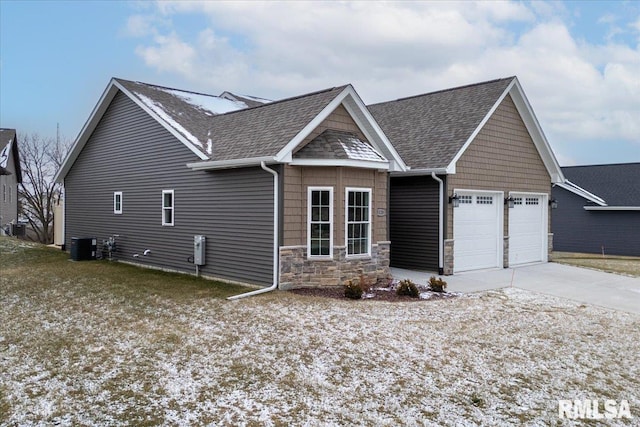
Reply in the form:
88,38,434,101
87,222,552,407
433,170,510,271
187,156,276,171
54,79,121,183
289,158,389,170
391,167,448,176
556,180,607,206
584,206,640,211
114,81,209,162
507,79,565,184
274,85,408,172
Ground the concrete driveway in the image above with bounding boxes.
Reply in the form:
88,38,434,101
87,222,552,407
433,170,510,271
392,263,640,314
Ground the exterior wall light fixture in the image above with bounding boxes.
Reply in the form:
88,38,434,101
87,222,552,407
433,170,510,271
449,193,460,208
505,196,515,208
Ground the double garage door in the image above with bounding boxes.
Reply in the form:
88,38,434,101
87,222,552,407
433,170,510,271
453,191,546,273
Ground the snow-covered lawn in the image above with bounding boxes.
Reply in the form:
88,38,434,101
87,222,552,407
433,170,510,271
1,240,639,425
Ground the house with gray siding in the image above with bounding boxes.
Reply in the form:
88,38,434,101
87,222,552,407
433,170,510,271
0,128,22,235
369,77,565,275
54,78,407,289
552,163,640,256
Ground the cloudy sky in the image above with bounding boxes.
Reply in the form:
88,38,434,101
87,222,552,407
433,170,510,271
1,0,638,166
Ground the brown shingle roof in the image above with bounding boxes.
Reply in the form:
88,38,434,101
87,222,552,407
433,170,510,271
368,77,515,169
116,79,347,160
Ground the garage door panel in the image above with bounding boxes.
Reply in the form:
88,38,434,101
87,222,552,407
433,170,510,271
509,195,546,265
454,192,502,272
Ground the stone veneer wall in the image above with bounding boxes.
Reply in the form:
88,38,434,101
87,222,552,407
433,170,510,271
279,242,390,289
548,233,554,261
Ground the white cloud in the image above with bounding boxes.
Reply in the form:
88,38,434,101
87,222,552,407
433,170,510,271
126,0,640,164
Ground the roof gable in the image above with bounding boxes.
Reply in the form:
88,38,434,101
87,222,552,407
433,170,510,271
560,163,640,206
56,78,407,182
0,128,22,181
368,77,564,183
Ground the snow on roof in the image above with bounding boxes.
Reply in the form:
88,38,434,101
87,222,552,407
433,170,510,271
135,92,204,148
161,88,249,116
339,135,385,162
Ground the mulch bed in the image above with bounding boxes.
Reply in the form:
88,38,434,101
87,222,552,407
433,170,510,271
289,284,459,302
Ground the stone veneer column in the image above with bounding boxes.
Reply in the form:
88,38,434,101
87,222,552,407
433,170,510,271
503,236,510,268
547,233,554,261
443,239,454,275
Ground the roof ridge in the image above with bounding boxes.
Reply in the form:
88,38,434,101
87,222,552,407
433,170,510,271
114,78,224,99
213,84,351,117
562,162,640,168
370,76,515,106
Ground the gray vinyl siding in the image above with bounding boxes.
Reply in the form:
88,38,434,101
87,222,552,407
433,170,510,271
389,175,440,270
552,187,640,257
64,91,274,286
0,149,19,229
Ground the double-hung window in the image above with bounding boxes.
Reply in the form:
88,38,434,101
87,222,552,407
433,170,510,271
113,192,123,214
345,188,371,257
308,187,333,258
162,190,174,226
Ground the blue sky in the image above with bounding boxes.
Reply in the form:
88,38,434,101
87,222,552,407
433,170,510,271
1,0,638,166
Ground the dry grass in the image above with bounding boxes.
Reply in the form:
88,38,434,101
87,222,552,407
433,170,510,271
552,251,640,277
1,237,639,425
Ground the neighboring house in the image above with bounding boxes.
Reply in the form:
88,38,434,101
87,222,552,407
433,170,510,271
552,163,640,256
54,79,407,289
0,128,22,235
369,77,564,274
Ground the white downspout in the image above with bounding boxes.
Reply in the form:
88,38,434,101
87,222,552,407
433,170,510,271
430,172,444,275
227,161,279,300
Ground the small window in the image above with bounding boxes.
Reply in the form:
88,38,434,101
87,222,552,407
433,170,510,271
459,195,472,204
162,190,174,226
308,187,333,257
514,197,523,205
346,188,371,257
477,195,493,205
526,197,539,205
113,192,123,214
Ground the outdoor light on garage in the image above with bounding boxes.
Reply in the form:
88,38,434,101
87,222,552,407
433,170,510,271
449,193,461,208
505,196,515,208
549,198,558,209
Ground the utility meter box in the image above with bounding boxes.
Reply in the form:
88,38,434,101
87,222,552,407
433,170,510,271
194,235,206,265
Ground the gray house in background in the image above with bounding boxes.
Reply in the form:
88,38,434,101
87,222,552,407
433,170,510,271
0,128,22,235
54,78,406,289
552,163,640,256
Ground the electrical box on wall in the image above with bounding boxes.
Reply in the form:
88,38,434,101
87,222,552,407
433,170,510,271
194,235,206,265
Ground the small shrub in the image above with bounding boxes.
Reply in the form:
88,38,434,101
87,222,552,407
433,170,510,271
396,279,419,298
428,276,447,293
344,279,363,300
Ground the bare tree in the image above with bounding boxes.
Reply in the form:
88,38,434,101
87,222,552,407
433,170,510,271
18,133,70,243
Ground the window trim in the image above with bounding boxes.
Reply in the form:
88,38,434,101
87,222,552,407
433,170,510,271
113,191,123,214
162,189,174,226
307,186,333,259
345,187,372,258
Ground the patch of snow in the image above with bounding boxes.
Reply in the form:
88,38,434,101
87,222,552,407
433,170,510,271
339,137,385,162
134,93,203,148
161,88,248,115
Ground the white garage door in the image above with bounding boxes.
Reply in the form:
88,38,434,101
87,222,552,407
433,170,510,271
453,191,502,272
508,194,546,266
